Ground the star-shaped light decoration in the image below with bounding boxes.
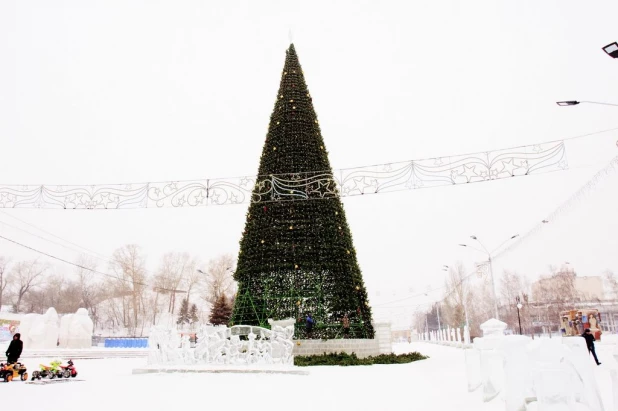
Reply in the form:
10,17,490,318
462,164,479,183
516,160,529,172
382,163,393,172
195,191,206,205
230,193,239,204
532,144,543,152
558,160,568,170
239,177,251,187
499,158,517,176
100,193,111,207
434,158,443,166
210,191,221,204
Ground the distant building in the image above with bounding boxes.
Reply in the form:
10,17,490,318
575,276,605,300
531,275,605,302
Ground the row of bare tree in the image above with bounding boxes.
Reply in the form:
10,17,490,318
0,246,238,337
415,262,614,339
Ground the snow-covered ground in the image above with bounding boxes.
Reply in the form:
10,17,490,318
3,342,615,411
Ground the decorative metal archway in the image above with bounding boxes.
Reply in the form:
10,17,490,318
0,140,566,209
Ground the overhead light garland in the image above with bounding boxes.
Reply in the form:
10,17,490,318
0,140,567,209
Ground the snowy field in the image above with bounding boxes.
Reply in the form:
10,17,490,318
4,342,615,411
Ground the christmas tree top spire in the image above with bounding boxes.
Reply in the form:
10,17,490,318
257,43,332,177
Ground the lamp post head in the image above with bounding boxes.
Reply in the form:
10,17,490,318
602,42,618,58
470,235,477,240
511,234,519,239
556,101,580,106
197,269,205,274
517,303,523,310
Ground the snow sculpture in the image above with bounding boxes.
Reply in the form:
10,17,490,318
464,325,471,345
464,344,481,392
66,308,93,349
560,337,604,411
148,323,295,367
268,318,295,329
502,335,532,411
29,308,59,349
478,319,506,402
58,314,73,348
19,313,40,347
465,333,605,411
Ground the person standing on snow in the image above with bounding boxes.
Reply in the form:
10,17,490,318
305,313,314,335
582,328,601,365
5,333,23,364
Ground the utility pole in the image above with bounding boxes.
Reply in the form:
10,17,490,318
488,256,499,320
437,303,442,333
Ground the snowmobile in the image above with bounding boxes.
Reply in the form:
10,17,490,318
56,359,77,378
0,362,28,382
31,360,62,380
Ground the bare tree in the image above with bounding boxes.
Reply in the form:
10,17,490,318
442,262,470,329
200,254,237,305
9,260,47,312
109,245,148,336
604,270,618,300
0,257,10,311
531,265,578,334
499,270,531,334
74,255,104,327
154,252,197,316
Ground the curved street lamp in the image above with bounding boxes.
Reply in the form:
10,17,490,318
459,234,519,320
556,100,618,107
603,42,618,59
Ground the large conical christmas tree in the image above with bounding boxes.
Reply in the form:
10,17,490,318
231,44,374,339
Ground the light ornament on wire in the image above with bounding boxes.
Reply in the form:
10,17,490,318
0,140,567,209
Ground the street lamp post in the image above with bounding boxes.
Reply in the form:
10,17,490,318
515,296,523,335
556,100,618,107
459,234,519,321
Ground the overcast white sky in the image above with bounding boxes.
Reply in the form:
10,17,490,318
1,0,617,327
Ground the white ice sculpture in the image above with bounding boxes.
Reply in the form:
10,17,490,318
148,323,295,367
19,313,40,347
502,335,532,411
478,318,507,402
28,308,59,349
58,314,73,348
66,308,94,349
464,325,471,345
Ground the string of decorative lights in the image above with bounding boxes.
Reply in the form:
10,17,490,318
0,139,571,209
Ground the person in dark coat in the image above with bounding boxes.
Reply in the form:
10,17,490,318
582,328,601,365
5,333,23,364
305,314,314,334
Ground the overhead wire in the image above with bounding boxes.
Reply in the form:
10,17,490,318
0,233,186,293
